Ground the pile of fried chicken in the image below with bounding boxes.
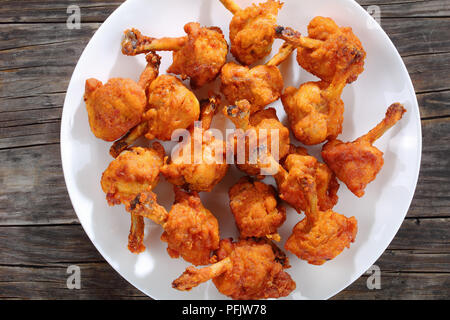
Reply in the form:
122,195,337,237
84,0,406,300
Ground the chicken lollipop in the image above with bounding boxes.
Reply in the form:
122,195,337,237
276,16,366,83
284,174,357,265
277,146,339,212
224,100,290,178
220,42,294,114
161,95,229,192
172,238,296,300
129,188,219,266
100,142,165,253
84,77,146,142
219,0,283,65
281,57,353,145
229,176,286,241
322,103,406,197
122,22,228,88
110,54,200,158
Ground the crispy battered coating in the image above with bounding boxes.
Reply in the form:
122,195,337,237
168,23,228,88
276,16,366,83
221,0,283,65
220,42,293,113
284,175,357,265
161,137,228,192
101,143,165,206
109,55,200,155
282,79,344,145
129,188,220,266
144,75,200,141
101,143,165,253
172,238,296,300
322,103,406,197
161,96,229,192
224,101,290,178
229,177,286,241
220,62,282,113
276,151,339,212
285,208,358,265
162,188,220,265
121,22,228,88
84,78,146,141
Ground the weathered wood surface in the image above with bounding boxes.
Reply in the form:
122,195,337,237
0,0,449,299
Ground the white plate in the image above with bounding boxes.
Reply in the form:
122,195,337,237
61,0,421,299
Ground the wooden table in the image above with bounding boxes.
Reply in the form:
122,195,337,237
0,0,449,299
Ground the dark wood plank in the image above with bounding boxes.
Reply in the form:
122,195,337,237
0,144,77,225
0,1,448,23
0,225,101,266
0,1,122,23
333,272,450,299
357,0,450,18
389,218,450,251
0,263,148,300
405,52,450,93
382,18,450,57
407,118,450,218
417,90,450,119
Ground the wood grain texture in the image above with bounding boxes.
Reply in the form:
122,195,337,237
0,0,449,300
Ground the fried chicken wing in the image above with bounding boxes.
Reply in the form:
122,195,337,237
229,177,286,241
101,143,165,206
276,148,339,212
284,175,357,265
122,22,228,88
172,238,296,300
108,53,200,156
220,0,283,65
281,65,349,145
220,42,294,114
224,100,290,178
322,103,406,197
144,74,200,140
100,143,165,253
129,188,220,266
110,70,200,156
161,95,229,192
84,78,146,142
276,16,366,83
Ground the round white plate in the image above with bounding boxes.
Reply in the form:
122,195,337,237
61,0,421,299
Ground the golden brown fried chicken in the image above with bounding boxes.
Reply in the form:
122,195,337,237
161,95,229,192
276,16,366,83
84,78,146,142
276,146,339,212
284,174,357,265
224,100,290,178
172,238,296,300
100,143,165,253
122,22,228,88
101,143,165,206
220,0,283,65
281,66,350,145
220,42,294,114
129,188,220,266
110,72,200,157
229,177,286,241
322,103,406,197
144,74,200,140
